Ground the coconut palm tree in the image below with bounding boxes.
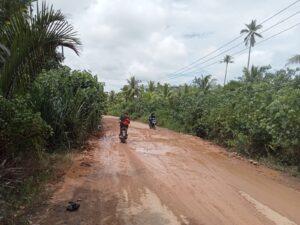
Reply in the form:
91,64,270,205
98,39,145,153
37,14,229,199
220,55,234,86
121,85,129,102
0,3,81,98
193,74,216,94
108,90,116,104
147,80,155,93
242,65,270,82
125,76,141,100
240,20,263,71
162,83,171,99
287,55,300,64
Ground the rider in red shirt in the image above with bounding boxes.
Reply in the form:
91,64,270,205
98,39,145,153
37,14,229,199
119,112,130,135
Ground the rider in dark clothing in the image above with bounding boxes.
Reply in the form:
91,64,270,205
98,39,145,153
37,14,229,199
119,112,130,135
148,112,156,127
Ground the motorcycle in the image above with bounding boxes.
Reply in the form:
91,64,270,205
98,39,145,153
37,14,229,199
149,118,156,129
119,126,128,143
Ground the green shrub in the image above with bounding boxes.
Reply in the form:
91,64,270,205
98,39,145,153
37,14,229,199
109,68,300,171
0,95,51,160
29,67,107,150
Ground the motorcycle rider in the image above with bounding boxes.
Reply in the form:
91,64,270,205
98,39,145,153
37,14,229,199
119,112,130,136
148,112,156,128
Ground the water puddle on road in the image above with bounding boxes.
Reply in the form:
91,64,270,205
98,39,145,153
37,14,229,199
118,188,188,225
131,142,179,156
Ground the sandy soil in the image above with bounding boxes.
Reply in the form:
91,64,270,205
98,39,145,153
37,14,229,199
31,116,300,225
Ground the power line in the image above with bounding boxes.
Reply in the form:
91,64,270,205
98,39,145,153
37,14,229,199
166,42,244,80
165,22,300,81
160,0,300,80
257,22,300,46
232,21,300,57
260,0,300,24
165,35,243,78
260,10,300,34
165,11,300,80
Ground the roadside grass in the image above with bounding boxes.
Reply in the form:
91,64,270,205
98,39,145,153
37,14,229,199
0,152,72,225
258,157,300,178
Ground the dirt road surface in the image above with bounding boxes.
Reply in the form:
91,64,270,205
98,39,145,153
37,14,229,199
32,116,300,225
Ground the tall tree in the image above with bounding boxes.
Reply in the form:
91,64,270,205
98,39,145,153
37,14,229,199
147,81,155,93
109,90,116,104
125,76,140,100
0,3,81,98
121,85,129,102
220,55,234,86
242,65,270,82
240,20,263,71
193,74,216,94
162,83,171,99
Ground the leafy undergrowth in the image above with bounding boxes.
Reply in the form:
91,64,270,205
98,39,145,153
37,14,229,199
0,152,72,225
109,67,300,177
258,157,300,178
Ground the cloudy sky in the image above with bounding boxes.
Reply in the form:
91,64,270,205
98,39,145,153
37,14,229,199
41,0,300,90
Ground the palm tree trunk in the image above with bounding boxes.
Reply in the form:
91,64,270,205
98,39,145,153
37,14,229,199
247,45,252,71
61,46,64,58
224,63,228,86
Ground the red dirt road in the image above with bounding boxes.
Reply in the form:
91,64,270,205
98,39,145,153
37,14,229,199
32,116,300,225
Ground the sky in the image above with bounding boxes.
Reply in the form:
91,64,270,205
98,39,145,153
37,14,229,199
39,0,300,91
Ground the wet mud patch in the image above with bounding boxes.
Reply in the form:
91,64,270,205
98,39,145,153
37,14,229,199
117,187,187,225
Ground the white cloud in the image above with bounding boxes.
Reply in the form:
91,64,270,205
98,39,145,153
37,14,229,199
147,33,187,62
42,0,300,90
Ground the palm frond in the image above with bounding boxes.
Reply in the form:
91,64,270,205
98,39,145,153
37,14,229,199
0,43,10,64
241,19,263,47
0,3,81,98
256,24,263,30
244,36,250,46
240,29,249,34
254,33,263,38
221,55,234,64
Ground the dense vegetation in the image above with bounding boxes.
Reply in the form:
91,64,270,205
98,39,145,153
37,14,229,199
109,18,300,175
0,1,106,224
109,66,300,174
0,0,299,224
30,68,106,150
0,67,106,224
